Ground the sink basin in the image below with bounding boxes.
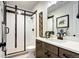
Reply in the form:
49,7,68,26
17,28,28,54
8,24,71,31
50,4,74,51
45,37,79,48
46,38,68,43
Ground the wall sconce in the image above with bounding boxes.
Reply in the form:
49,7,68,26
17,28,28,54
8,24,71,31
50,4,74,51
77,1,79,18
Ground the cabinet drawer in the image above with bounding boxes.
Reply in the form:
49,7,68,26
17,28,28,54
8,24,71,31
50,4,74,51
45,43,58,55
36,50,46,58
48,52,59,58
59,48,79,58
44,49,59,58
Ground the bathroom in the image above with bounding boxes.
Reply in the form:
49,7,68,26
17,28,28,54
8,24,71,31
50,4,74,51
0,0,79,58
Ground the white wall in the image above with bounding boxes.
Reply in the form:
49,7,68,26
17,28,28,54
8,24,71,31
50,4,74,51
26,16,36,49
26,1,60,48
33,1,51,37
49,2,79,36
33,1,79,37
73,2,79,36
26,16,33,47
0,1,5,58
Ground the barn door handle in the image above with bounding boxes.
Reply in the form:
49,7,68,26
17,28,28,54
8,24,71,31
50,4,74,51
0,42,6,47
5,27,9,34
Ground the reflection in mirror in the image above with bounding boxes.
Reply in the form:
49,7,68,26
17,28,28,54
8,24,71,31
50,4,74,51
47,15,54,31
45,15,54,38
46,1,79,38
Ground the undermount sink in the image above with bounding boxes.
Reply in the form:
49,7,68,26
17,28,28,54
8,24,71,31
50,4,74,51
46,38,68,43
47,38,79,47
63,36,79,42
45,36,79,48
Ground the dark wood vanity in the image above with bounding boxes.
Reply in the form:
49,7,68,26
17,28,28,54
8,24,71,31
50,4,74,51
36,39,79,58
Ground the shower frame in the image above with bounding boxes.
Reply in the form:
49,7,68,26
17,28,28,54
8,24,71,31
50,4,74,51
3,1,37,56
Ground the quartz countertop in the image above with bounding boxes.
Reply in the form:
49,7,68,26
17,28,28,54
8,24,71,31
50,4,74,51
36,37,79,54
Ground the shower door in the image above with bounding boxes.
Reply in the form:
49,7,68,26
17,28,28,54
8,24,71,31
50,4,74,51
6,10,25,55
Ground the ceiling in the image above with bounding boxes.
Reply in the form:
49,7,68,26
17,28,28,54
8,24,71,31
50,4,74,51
7,1,40,11
48,1,71,14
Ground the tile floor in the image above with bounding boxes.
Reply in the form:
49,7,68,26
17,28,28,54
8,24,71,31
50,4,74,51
13,49,35,58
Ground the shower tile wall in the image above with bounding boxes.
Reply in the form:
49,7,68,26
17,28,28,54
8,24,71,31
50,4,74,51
39,12,43,37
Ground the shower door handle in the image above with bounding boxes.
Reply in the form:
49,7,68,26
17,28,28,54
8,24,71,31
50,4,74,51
5,27,9,34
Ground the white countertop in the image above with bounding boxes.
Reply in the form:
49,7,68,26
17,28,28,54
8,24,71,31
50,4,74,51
36,37,79,54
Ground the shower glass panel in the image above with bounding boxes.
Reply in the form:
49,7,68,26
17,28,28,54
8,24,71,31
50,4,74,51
17,11,24,51
6,9,24,55
6,12,15,54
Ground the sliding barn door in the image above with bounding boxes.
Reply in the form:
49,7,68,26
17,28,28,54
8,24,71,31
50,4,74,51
6,10,24,54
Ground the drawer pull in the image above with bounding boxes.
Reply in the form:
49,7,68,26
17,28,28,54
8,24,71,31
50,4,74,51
45,51,48,55
47,54,51,57
63,54,70,58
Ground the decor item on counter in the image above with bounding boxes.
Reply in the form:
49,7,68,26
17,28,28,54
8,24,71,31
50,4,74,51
56,15,69,28
57,29,66,40
45,31,54,38
57,32,63,40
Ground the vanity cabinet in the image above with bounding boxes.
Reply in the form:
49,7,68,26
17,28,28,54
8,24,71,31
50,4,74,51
36,40,47,58
44,42,59,58
59,48,79,58
36,40,59,58
44,49,59,58
45,43,58,55
36,39,79,58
